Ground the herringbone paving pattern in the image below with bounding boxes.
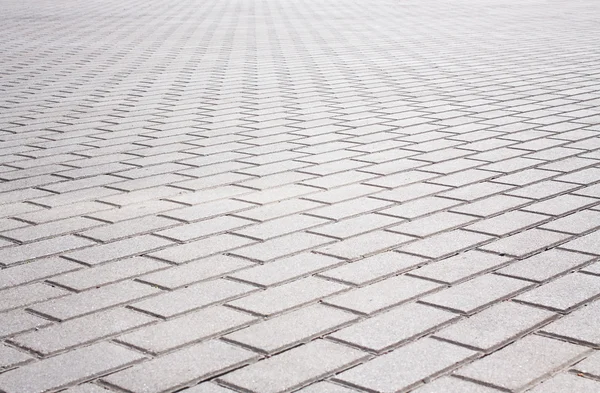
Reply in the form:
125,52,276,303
1,0,600,391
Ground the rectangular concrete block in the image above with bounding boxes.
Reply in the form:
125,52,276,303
9,308,155,356
102,340,259,393
434,301,556,352
131,278,256,318
329,302,459,353
455,335,590,392
0,342,145,393
29,281,161,321
218,340,369,393
333,338,478,393
228,277,348,317
324,275,442,315
319,252,426,286
224,304,358,354
420,274,533,315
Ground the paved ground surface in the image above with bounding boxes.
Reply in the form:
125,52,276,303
1,0,600,392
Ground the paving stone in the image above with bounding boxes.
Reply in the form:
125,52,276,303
131,278,256,318
397,230,492,259
163,199,255,222
117,306,256,354
522,194,598,216
420,274,533,315
86,200,184,224
60,384,113,393
378,196,462,219
63,235,173,265
441,182,512,202
156,216,253,242
526,373,600,393
0,236,95,266
103,340,259,393
48,257,169,291
409,250,511,284
582,261,600,276
333,338,478,393
0,257,82,290
540,300,600,348
515,273,600,313
571,352,600,379
235,198,323,222
295,381,361,393
0,283,69,312
409,377,500,392
317,231,414,260
455,335,590,392
29,281,161,321
324,275,442,315
497,249,594,283
450,195,531,217
1,217,102,243
9,308,156,356
229,252,342,287
506,180,578,200
218,340,369,393
310,213,399,239
329,302,459,353
480,229,570,257
389,212,475,237
0,342,145,393
231,232,334,262
227,276,348,317
4,0,600,390
305,184,382,204
179,384,237,393
540,210,600,234
0,309,52,339
465,210,549,236
371,183,450,203
147,234,254,264
234,214,329,240
0,345,33,370
138,254,253,289
78,215,178,242
319,252,426,286
224,304,358,354
559,230,600,255
434,302,556,352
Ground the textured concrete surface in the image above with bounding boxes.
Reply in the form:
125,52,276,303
1,0,600,391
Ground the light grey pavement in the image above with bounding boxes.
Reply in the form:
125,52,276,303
1,0,600,391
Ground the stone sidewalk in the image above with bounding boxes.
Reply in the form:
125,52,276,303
1,0,600,391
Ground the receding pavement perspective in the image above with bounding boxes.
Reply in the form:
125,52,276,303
1,0,600,391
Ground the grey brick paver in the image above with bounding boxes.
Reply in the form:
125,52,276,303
102,340,259,393
217,340,369,393
29,281,161,321
526,373,600,393
131,279,256,318
223,304,358,354
227,276,348,317
333,338,478,393
434,302,557,352
420,274,533,315
0,342,145,393
455,335,591,392
3,0,600,391
116,306,257,354
9,308,156,356
324,275,442,315
515,273,600,313
328,302,459,353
